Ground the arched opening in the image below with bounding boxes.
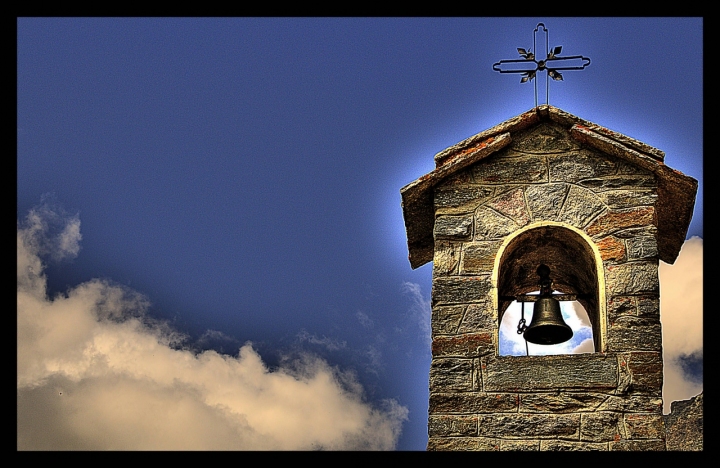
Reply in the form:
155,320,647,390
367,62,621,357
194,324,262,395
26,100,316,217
494,223,605,354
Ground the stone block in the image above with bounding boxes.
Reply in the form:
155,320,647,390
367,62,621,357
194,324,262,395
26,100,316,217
611,225,657,239
607,317,662,352
540,440,608,451
586,206,655,238
512,122,578,154
486,187,530,226
637,297,660,318
499,439,540,451
623,413,664,439
549,149,618,183
556,185,606,229
432,333,494,358
434,214,473,239
428,415,477,437
434,184,494,211
432,276,490,305
608,296,636,321
457,302,495,334
520,392,606,413
427,437,499,451
459,241,501,275
429,358,474,392
525,183,568,221
433,241,460,276
609,439,666,451
430,392,518,414
598,189,657,209
605,261,659,296
626,352,663,395
474,206,521,240
596,395,663,413
431,305,465,336
579,174,656,191
596,236,626,263
472,153,546,185
476,413,580,439
664,392,703,451
482,355,618,392
626,236,658,260
580,412,626,442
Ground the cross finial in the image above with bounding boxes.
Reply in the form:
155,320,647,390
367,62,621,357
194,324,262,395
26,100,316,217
492,23,591,107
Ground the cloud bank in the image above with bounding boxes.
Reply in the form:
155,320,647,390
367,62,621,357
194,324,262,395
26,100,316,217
17,205,408,450
659,236,703,413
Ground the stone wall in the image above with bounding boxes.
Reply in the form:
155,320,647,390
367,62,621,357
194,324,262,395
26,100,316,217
664,392,703,451
428,122,665,450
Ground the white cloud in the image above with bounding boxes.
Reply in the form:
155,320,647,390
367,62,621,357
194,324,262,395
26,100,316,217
17,206,408,450
659,236,703,413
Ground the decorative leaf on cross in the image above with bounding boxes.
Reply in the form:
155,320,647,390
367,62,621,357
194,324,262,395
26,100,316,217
493,24,590,106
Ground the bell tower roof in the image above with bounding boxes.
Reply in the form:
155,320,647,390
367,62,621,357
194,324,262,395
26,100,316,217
400,105,698,269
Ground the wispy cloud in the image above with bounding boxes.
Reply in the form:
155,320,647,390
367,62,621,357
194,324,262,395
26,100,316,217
17,204,407,450
659,236,703,413
401,282,431,347
356,310,374,329
296,329,347,352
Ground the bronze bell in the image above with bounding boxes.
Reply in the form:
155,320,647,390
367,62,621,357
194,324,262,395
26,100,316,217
523,265,573,345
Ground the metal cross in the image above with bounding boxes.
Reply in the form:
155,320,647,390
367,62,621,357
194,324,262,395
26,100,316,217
493,23,590,107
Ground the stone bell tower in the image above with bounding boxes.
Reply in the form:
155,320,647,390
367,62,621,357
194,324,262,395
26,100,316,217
400,105,697,451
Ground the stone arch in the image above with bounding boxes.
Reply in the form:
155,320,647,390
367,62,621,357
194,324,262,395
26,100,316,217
492,221,606,353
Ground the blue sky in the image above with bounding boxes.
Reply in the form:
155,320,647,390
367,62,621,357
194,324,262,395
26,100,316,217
17,17,702,450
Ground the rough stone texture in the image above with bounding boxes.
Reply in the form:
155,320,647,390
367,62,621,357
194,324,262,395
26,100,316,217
586,206,655,238
541,440,609,451
499,440,540,451
432,276,491,305
427,437,499,451
600,189,657,209
596,236,626,263
623,413,664,439
606,316,662,352
456,303,495,333
557,185,607,229
474,206,523,240
430,392,518,414
482,355,618,392
609,439,666,451
486,187,530,226
428,415,477,437
605,261,659,296
431,305,465,336
432,333,494,358
596,395,663,413
624,352,663,396
525,183,568,222
520,393,606,413
459,241,502,275
434,214,473,240
472,153,547,185
626,236,658,260
580,412,625,442
398,106,698,451
429,358,474,392
432,241,460,276
664,392,703,451
476,413,580,439
435,184,494,210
